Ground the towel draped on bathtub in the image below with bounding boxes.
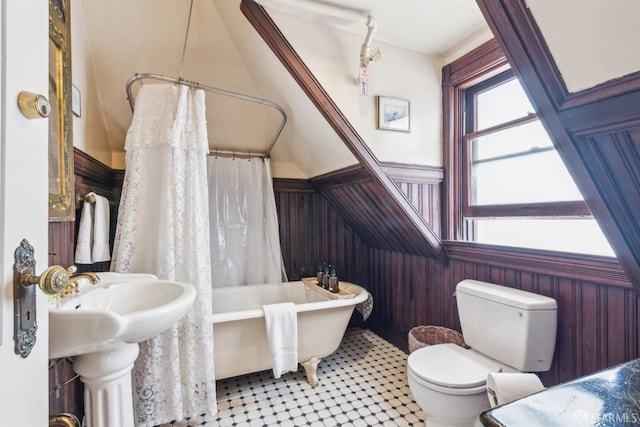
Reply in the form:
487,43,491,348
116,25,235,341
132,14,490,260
339,282,374,321
263,302,298,378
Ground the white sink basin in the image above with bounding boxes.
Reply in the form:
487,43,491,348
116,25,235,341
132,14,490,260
49,273,196,359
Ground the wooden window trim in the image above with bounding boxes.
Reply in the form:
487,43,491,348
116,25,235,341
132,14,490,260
464,201,590,218
446,240,631,289
443,39,509,240
463,113,539,141
445,40,594,237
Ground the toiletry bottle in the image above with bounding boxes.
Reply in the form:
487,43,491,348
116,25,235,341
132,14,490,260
329,267,339,293
317,263,324,285
323,264,330,289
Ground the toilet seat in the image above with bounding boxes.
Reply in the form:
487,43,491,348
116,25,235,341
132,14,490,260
407,343,504,395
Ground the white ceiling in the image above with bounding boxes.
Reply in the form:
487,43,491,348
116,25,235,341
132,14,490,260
256,0,488,56
78,0,488,165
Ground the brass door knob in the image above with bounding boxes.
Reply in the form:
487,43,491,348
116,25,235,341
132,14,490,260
22,265,72,295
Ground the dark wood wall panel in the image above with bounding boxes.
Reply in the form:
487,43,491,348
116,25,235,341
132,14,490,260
48,221,74,267
73,149,123,273
278,167,639,388
382,162,442,237
395,181,439,233
364,244,638,388
309,171,441,258
48,358,82,422
573,129,640,272
273,179,369,284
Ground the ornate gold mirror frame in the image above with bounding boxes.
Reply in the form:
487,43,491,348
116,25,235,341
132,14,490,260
49,0,74,221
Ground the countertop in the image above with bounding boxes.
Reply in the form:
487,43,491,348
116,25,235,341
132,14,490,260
480,358,640,426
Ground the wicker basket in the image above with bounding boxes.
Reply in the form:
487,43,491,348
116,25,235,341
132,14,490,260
408,325,469,353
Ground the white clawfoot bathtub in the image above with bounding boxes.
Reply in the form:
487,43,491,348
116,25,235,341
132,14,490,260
211,280,370,386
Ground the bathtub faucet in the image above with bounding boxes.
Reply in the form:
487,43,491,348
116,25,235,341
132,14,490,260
62,271,100,296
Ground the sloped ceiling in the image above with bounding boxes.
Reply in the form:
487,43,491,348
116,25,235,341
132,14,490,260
80,0,299,161
78,0,488,177
211,0,357,178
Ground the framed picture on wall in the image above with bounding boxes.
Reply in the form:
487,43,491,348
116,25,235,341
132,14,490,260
72,84,81,117
377,96,410,132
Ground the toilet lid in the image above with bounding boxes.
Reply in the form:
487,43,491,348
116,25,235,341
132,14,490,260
408,343,503,388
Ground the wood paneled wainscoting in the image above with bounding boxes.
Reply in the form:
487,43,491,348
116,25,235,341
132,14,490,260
272,162,443,286
277,164,639,388
273,178,370,284
381,162,443,238
366,243,637,388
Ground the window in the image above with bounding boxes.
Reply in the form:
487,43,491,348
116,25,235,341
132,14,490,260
445,52,613,256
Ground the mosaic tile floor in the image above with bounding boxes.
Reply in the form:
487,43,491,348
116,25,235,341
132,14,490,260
162,329,425,427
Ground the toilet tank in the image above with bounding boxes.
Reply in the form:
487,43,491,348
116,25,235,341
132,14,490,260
456,279,557,372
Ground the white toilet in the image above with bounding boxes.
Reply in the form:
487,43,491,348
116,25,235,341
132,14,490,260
407,279,557,427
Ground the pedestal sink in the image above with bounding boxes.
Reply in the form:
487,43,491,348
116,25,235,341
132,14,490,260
49,273,196,427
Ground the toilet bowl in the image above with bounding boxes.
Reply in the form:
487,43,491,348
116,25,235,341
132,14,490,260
407,280,558,427
407,343,514,427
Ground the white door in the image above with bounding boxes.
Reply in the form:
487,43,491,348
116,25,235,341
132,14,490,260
0,0,50,426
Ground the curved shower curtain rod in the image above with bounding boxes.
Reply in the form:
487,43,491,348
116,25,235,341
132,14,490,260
125,72,287,158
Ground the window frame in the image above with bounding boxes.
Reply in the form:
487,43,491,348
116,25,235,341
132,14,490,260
443,40,591,244
461,70,590,221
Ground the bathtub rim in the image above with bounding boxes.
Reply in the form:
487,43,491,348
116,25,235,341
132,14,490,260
211,281,369,324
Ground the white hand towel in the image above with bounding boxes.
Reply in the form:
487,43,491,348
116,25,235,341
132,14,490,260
91,193,111,262
74,195,94,264
486,372,544,407
263,302,298,378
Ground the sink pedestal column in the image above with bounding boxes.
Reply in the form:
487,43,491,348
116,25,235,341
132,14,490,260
73,343,140,427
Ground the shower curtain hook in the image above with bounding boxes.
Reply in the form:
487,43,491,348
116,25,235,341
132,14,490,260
177,0,195,82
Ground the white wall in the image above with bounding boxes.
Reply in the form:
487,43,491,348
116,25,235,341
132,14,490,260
213,0,358,179
70,0,112,167
267,10,444,167
440,27,494,67
527,0,640,93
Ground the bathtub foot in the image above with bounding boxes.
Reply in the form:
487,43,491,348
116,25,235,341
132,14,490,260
301,357,321,386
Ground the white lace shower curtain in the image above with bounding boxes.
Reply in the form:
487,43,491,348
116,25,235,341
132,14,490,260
207,156,287,287
111,84,216,426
